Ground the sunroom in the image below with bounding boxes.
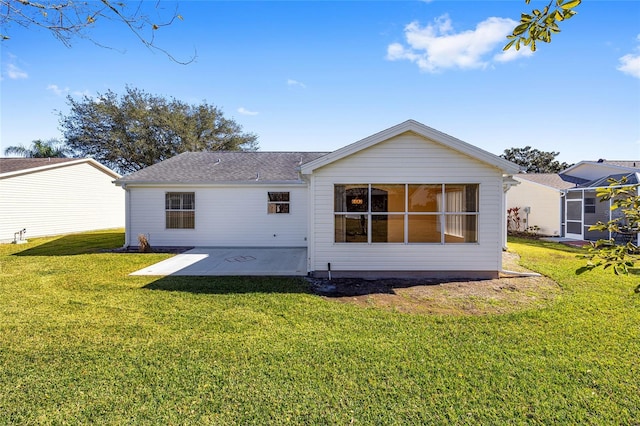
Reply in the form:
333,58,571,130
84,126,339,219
564,172,639,243
300,120,521,279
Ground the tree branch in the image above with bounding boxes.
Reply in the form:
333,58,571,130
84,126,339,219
1,0,195,63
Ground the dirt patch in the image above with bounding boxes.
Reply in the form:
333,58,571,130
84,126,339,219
308,251,560,316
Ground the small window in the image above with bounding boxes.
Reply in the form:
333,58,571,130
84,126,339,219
268,192,290,214
165,192,195,229
585,198,596,214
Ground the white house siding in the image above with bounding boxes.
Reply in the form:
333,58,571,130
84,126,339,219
308,133,505,277
0,162,124,241
125,185,309,247
508,178,563,236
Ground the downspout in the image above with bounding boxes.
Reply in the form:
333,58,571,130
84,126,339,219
560,190,566,237
608,195,612,241
502,183,508,251
123,184,131,248
502,175,520,251
297,165,313,275
305,174,313,276
636,185,639,244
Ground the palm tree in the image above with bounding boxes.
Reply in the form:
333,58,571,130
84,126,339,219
4,139,72,158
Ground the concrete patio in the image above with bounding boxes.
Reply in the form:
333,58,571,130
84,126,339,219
130,247,308,276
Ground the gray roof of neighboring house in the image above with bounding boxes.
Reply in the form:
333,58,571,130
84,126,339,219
0,157,78,174
577,172,640,189
116,151,330,185
515,173,576,190
590,160,640,169
559,160,640,185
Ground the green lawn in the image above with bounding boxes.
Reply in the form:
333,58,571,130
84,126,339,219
1,231,638,424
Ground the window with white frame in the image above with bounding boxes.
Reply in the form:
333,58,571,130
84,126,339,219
334,184,478,243
268,192,290,214
165,192,195,229
584,197,596,214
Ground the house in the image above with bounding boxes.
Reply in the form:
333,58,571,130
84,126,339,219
507,160,640,242
0,157,124,243
114,120,521,278
508,174,575,236
560,160,639,241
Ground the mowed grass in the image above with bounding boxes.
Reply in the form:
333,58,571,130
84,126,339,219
1,231,639,424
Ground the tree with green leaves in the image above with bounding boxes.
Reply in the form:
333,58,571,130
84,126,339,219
60,87,259,174
505,0,582,52
580,178,639,288
4,139,71,158
500,146,571,173
0,0,193,63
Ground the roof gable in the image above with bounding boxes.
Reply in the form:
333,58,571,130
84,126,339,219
299,120,521,175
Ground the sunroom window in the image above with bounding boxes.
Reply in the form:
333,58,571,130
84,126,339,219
334,184,478,244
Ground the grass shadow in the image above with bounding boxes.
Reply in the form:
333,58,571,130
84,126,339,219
142,275,455,297
142,275,311,295
13,232,124,256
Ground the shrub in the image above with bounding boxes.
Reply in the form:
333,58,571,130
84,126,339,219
138,234,152,253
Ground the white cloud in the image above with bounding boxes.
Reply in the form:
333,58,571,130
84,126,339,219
6,63,28,79
617,34,640,79
47,84,69,96
287,79,307,88
386,14,526,72
237,107,258,116
494,45,534,63
72,89,91,97
618,54,640,78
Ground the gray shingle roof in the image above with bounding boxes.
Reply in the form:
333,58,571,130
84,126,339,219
578,172,640,188
116,152,329,185
515,173,576,190
0,158,78,174
593,160,640,169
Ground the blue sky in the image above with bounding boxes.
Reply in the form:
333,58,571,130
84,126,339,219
2,0,639,165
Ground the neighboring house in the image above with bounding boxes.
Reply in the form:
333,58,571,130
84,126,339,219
508,160,640,242
0,158,124,242
560,160,639,242
115,120,521,278
560,160,639,185
508,174,575,236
